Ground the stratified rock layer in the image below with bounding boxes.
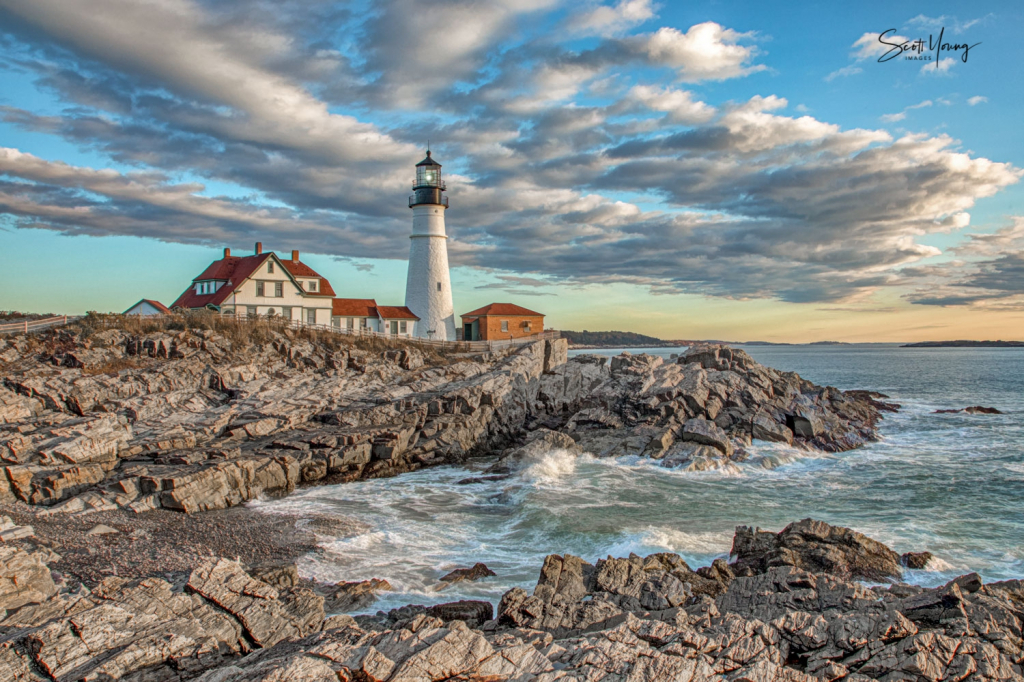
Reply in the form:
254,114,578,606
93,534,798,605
1,322,895,516
2,519,1021,682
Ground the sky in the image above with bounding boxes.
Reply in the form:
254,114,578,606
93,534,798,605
1,0,1023,342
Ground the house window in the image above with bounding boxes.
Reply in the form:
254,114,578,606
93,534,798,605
282,307,292,319
274,282,283,297
400,321,407,333
247,306,256,318
332,317,340,328
307,309,316,325
267,308,276,317
524,321,532,331
308,280,318,292
501,320,509,332
437,282,441,291
390,321,398,335
256,281,265,297
359,318,368,329
346,317,354,330
268,262,274,273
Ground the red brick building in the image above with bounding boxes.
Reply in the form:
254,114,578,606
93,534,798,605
460,303,545,341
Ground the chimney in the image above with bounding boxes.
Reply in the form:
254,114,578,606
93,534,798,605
223,247,231,258
255,242,262,255
291,250,299,262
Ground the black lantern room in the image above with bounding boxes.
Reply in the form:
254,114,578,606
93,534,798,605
409,150,449,208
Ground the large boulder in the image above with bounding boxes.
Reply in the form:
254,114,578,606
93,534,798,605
730,518,903,582
0,545,58,612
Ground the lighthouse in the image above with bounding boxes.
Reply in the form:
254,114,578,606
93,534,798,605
404,151,456,341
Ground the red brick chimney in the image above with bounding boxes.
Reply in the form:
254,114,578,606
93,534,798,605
223,247,231,258
292,250,299,262
255,242,262,255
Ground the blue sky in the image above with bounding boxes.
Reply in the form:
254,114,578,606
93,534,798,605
1,0,1022,341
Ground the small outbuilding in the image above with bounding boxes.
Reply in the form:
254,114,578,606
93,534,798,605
460,303,544,341
123,299,171,316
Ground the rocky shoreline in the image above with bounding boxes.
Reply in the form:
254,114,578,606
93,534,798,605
3,517,1023,681
10,317,996,680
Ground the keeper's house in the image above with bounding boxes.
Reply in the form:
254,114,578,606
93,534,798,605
171,243,335,325
460,303,545,341
331,299,419,337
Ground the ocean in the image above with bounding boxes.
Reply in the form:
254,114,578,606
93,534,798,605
252,343,1024,612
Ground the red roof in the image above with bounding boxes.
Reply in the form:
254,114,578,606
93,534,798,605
173,254,272,309
282,259,336,297
333,298,378,317
123,299,171,314
461,303,544,317
376,305,420,320
173,251,338,309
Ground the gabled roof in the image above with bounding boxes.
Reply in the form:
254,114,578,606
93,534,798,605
124,299,171,315
333,298,378,317
173,253,273,309
282,259,336,297
376,305,420,320
461,303,544,317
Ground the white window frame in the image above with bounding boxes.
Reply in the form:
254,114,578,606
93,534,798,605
256,281,265,297
501,320,509,332
399,321,407,333
308,280,318,292
274,281,283,297
268,261,274,274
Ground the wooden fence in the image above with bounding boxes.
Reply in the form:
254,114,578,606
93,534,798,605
0,312,559,353
0,315,80,335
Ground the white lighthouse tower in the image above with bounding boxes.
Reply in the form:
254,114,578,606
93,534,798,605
404,150,456,340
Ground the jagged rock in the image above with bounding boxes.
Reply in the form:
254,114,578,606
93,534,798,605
326,578,392,613
901,551,935,569
731,518,903,582
440,562,497,583
751,412,794,444
935,405,1003,414
186,558,325,647
0,545,57,611
680,417,734,456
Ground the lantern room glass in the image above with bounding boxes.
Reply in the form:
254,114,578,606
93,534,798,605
416,164,443,188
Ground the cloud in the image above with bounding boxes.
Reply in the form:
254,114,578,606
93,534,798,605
0,0,1020,310
967,95,988,106
639,22,765,82
568,0,656,37
824,65,862,82
880,99,933,122
922,57,955,75
851,31,910,61
629,85,716,124
907,14,989,34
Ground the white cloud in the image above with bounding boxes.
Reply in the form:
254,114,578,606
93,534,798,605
967,95,988,106
881,99,933,122
922,57,955,75
825,65,862,82
907,14,987,34
568,0,656,37
851,31,910,60
629,85,716,124
642,22,765,82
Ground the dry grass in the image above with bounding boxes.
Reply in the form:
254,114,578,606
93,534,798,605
80,357,146,376
72,311,468,365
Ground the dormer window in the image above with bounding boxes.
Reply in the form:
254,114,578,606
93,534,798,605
308,280,318,292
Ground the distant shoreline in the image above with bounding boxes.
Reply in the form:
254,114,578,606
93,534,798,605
901,340,1024,348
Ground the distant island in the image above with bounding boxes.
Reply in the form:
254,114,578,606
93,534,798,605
901,340,1024,348
560,330,678,348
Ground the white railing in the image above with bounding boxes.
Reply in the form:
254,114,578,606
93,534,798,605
0,315,79,335
270,317,559,352
0,312,560,352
